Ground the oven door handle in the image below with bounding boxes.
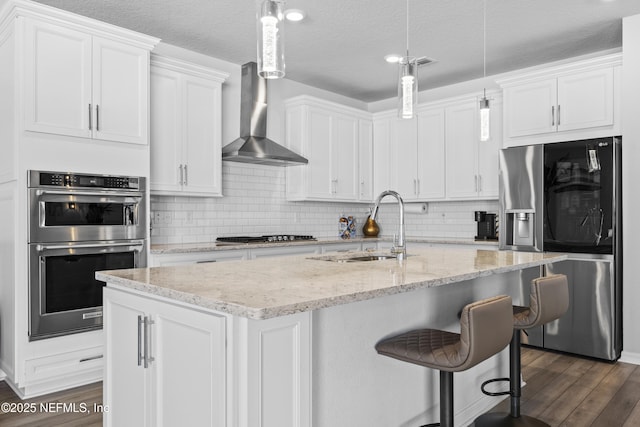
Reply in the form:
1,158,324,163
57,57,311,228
36,240,146,252
36,190,142,204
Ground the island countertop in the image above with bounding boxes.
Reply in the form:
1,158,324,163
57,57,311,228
96,247,567,320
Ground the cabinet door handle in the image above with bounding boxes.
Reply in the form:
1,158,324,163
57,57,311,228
360,180,364,196
413,179,417,195
96,105,100,131
143,316,154,368
179,165,183,185
557,105,561,126
551,106,555,126
184,164,188,186
478,175,482,192
88,104,92,130
137,315,143,367
474,175,478,192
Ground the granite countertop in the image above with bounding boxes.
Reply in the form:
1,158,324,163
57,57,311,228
98,247,565,320
150,236,498,254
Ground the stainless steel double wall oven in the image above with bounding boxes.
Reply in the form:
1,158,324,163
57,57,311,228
28,170,147,340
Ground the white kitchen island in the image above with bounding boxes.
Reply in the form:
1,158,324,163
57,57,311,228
97,247,566,427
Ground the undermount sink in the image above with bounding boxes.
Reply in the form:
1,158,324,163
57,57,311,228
309,253,402,263
337,254,398,262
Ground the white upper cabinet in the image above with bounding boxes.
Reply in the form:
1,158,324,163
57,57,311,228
285,96,372,202
503,78,557,138
23,18,153,144
358,120,374,201
500,53,621,146
389,116,419,201
445,97,502,200
373,94,500,202
380,112,446,202
445,101,479,199
150,55,228,197
92,37,149,144
417,107,446,200
556,69,614,132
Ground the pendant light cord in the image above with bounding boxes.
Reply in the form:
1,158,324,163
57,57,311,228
406,0,410,58
483,0,486,78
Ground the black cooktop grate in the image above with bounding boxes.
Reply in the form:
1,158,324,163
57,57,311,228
216,235,316,244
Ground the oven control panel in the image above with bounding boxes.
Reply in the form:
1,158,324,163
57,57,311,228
30,171,144,190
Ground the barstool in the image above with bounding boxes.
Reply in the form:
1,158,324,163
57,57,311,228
475,274,569,427
375,295,514,427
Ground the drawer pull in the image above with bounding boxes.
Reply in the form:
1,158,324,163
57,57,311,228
79,355,103,363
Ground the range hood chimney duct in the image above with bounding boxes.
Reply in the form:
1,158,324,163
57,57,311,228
222,62,308,166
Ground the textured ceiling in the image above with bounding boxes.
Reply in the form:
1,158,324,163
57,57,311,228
33,0,640,102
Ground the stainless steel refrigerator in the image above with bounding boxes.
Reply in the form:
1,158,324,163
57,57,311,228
499,137,621,361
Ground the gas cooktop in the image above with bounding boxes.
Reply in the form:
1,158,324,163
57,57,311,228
216,235,316,245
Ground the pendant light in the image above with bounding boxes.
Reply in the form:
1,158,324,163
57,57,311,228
257,0,285,79
479,0,490,141
398,0,417,119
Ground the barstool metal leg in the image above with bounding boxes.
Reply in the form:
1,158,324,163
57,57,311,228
510,329,521,418
441,371,454,427
474,329,551,427
422,370,454,427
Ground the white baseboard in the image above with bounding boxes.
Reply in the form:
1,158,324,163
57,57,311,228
619,350,640,366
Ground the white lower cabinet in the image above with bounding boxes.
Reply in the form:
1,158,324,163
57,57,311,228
104,285,312,427
149,249,249,266
250,245,320,259
104,287,227,427
237,312,312,427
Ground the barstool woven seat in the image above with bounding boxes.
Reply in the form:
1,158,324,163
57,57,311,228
376,295,513,427
476,274,569,427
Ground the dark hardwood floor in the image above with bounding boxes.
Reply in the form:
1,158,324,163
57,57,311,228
0,381,102,426
0,347,638,426
483,347,640,427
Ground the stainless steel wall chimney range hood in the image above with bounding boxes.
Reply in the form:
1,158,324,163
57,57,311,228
222,62,308,166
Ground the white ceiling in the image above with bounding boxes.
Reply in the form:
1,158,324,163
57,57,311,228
33,0,640,103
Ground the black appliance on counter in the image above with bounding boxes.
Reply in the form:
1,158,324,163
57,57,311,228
499,136,621,361
474,211,498,241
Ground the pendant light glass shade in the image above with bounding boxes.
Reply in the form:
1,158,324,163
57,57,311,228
479,95,490,141
398,57,418,119
257,0,285,79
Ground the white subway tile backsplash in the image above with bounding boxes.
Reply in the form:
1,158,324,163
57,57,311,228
150,162,499,244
